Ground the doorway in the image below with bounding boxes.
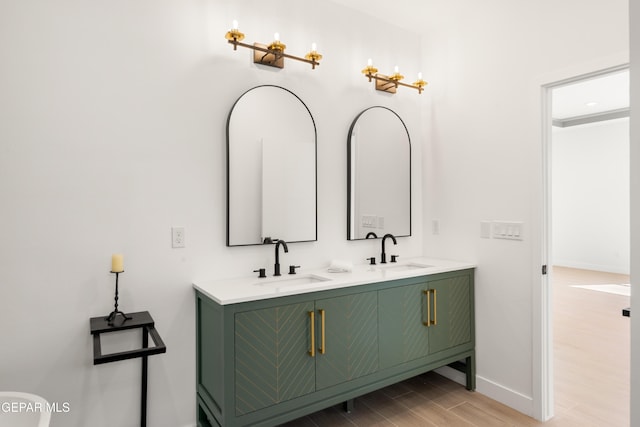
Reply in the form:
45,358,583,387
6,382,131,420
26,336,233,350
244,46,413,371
542,66,630,424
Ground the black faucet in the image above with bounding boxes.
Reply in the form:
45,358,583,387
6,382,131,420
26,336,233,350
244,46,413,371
365,232,378,239
380,233,397,264
273,239,289,276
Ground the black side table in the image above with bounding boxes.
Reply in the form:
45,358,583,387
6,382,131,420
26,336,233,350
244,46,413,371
90,311,166,427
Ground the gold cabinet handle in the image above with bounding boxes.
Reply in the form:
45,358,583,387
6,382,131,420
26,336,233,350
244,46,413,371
319,309,326,354
431,289,437,326
423,290,431,326
308,311,315,357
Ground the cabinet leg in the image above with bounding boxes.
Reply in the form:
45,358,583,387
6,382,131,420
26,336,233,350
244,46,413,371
343,399,354,413
465,355,476,391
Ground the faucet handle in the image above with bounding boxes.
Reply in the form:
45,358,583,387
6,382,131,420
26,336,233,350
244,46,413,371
366,257,376,265
289,265,300,275
390,255,399,263
253,268,267,278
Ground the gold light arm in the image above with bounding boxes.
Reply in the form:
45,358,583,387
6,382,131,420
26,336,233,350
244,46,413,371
224,26,321,70
362,62,427,94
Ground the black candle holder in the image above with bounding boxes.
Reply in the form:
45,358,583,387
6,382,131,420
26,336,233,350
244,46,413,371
106,271,132,326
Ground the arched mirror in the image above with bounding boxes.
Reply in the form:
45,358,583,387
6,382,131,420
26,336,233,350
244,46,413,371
347,106,411,240
227,85,317,246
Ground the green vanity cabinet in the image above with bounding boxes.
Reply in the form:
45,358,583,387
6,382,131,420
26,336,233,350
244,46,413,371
196,268,474,427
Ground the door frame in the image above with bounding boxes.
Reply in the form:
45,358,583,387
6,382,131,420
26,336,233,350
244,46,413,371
536,63,630,421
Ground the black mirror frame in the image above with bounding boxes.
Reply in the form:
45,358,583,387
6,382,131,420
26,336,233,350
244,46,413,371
346,106,412,240
226,85,318,247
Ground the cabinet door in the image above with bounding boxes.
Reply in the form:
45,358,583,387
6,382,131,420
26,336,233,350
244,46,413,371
427,274,472,355
234,301,316,416
315,291,379,390
378,282,430,369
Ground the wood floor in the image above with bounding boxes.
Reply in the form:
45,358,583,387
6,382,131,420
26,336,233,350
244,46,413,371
550,266,630,427
280,266,630,426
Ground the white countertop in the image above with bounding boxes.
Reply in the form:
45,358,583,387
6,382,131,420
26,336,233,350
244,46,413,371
193,257,476,305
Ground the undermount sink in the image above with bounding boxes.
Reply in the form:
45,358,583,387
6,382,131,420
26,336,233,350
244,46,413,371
254,274,331,289
377,262,435,272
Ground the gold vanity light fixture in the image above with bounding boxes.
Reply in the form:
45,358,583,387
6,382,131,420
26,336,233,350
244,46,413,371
362,59,428,94
224,20,322,70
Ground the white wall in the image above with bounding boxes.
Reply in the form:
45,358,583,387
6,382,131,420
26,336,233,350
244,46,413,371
552,118,630,274
0,1,425,426
420,0,629,418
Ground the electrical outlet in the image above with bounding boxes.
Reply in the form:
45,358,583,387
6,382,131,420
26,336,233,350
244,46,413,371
480,221,492,238
172,226,185,248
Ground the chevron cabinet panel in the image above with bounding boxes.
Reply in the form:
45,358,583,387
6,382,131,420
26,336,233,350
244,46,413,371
315,291,379,390
448,275,472,347
235,302,315,416
275,303,316,402
379,282,430,368
427,275,472,355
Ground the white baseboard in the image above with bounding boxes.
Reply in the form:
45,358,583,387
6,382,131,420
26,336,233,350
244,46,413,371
435,366,535,419
476,375,534,417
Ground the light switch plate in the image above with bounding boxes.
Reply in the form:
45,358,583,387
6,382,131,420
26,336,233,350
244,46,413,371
492,221,523,240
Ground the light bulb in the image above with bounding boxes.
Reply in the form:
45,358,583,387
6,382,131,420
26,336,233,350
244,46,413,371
232,20,238,30
418,72,423,80
394,65,399,73
367,58,373,66
311,42,317,52
274,32,280,41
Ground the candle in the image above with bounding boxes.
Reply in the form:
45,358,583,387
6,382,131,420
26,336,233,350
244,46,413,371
311,42,317,52
394,65,399,73
274,32,280,41
418,72,423,80
367,58,372,66
232,19,238,30
111,254,124,273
